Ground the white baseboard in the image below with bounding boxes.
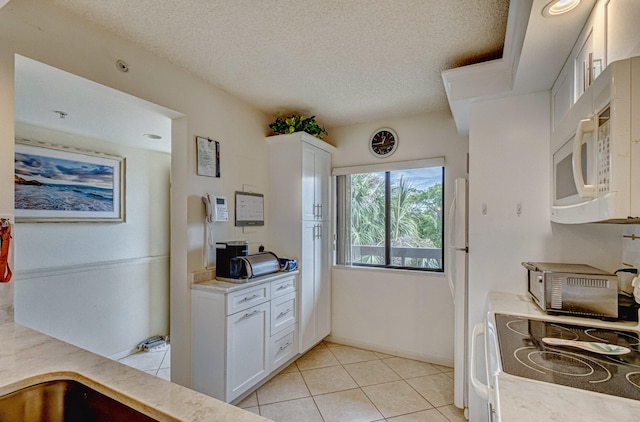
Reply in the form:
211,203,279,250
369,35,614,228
325,334,454,368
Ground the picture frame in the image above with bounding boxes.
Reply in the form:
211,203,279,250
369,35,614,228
14,140,125,222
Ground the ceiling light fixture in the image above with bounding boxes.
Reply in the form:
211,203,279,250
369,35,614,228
143,133,162,140
542,0,581,17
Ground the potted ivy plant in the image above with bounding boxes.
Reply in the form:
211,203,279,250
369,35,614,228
268,113,328,140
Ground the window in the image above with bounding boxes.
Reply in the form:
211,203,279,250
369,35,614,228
335,158,444,271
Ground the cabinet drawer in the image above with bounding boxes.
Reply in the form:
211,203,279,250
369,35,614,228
270,325,297,370
227,284,270,315
271,275,297,298
270,291,296,335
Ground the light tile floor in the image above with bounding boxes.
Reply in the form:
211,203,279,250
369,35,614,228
117,342,466,422
117,344,171,381
239,342,466,422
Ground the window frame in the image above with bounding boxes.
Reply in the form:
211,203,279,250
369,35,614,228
333,158,445,273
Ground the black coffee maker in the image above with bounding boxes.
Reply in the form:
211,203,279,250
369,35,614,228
215,241,248,278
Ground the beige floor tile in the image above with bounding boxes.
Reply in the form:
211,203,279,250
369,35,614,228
406,374,454,408
383,357,441,379
118,350,166,371
244,406,260,415
373,350,396,359
256,371,310,404
279,362,300,374
301,365,358,395
314,388,384,422
387,408,449,422
432,364,453,374
436,404,466,422
362,380,433,418
330,345,379,364
344,359,401,387
259,397,323,422
237,392,258,408
296,345,340,371
160,349,171,368
156,368,170,381
323,340,342,348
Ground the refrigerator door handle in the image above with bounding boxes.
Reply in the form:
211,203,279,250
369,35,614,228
446,196,457,297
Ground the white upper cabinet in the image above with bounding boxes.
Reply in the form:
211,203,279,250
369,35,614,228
302,143,331,221
606,0,640,64
552,0,640,129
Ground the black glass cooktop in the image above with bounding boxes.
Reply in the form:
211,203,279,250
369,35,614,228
495,313,640,400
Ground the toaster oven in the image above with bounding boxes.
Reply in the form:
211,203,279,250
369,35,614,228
521,262,618,318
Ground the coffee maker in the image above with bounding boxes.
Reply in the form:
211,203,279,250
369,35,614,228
215,241,248,278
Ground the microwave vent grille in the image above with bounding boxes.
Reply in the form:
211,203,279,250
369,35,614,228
567,276,609,288
550,276,563,309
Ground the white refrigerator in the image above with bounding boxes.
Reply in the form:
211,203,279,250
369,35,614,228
447,177,468,416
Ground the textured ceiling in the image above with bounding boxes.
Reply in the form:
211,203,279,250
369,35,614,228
48,0,509,128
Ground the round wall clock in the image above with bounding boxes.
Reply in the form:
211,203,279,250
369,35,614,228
369,128,398,158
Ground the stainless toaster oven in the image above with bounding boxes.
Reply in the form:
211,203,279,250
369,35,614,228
521,262,618,318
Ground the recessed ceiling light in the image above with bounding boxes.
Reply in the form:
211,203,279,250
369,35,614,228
542,0,581,17
143,133,162,140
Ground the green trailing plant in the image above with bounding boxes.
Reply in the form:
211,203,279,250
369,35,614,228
269,114,328,139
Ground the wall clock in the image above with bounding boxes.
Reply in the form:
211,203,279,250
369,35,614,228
369,128,398,158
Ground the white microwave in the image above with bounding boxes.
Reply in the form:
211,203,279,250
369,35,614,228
551,56,640,224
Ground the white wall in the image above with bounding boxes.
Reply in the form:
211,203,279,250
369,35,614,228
466,91,622,420
329,111,469,365
13,122,170,358
0,0,271,386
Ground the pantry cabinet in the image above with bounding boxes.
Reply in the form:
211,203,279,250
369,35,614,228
191,272,298,403
267,132,336,354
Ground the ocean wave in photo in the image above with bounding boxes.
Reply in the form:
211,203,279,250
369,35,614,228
15,183,114,212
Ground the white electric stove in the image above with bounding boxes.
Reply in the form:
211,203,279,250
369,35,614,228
473,292,640,422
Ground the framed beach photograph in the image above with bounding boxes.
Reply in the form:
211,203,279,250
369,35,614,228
14,140,125,222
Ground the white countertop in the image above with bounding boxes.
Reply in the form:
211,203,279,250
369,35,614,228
191,270,298,294
0,322,270,421
487,292,640,421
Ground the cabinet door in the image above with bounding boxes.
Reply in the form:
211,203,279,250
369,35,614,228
299,221,331,353
226,302,270,401
302,145,318,220
606,0,640,64
315,221,331,340
302,143,331,221
552,62,572,130
314,148,331,221
299,221,317,352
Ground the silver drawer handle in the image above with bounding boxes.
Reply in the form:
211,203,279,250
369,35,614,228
279,342,292,352
277,284,291,291
278,309,292,318
242,309,260,319
241,294,260,302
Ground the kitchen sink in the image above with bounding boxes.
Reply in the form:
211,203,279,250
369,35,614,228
0,379,159,421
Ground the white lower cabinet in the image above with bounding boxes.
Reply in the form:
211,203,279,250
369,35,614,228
191,272,298,403
226,301,270,400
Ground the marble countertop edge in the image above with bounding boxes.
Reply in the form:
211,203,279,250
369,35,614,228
0,322,270,422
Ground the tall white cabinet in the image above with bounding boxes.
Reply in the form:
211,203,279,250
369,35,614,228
267,132,336,353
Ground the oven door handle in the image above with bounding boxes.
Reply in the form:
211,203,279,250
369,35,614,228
572,116,596,199
470,322,489,401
